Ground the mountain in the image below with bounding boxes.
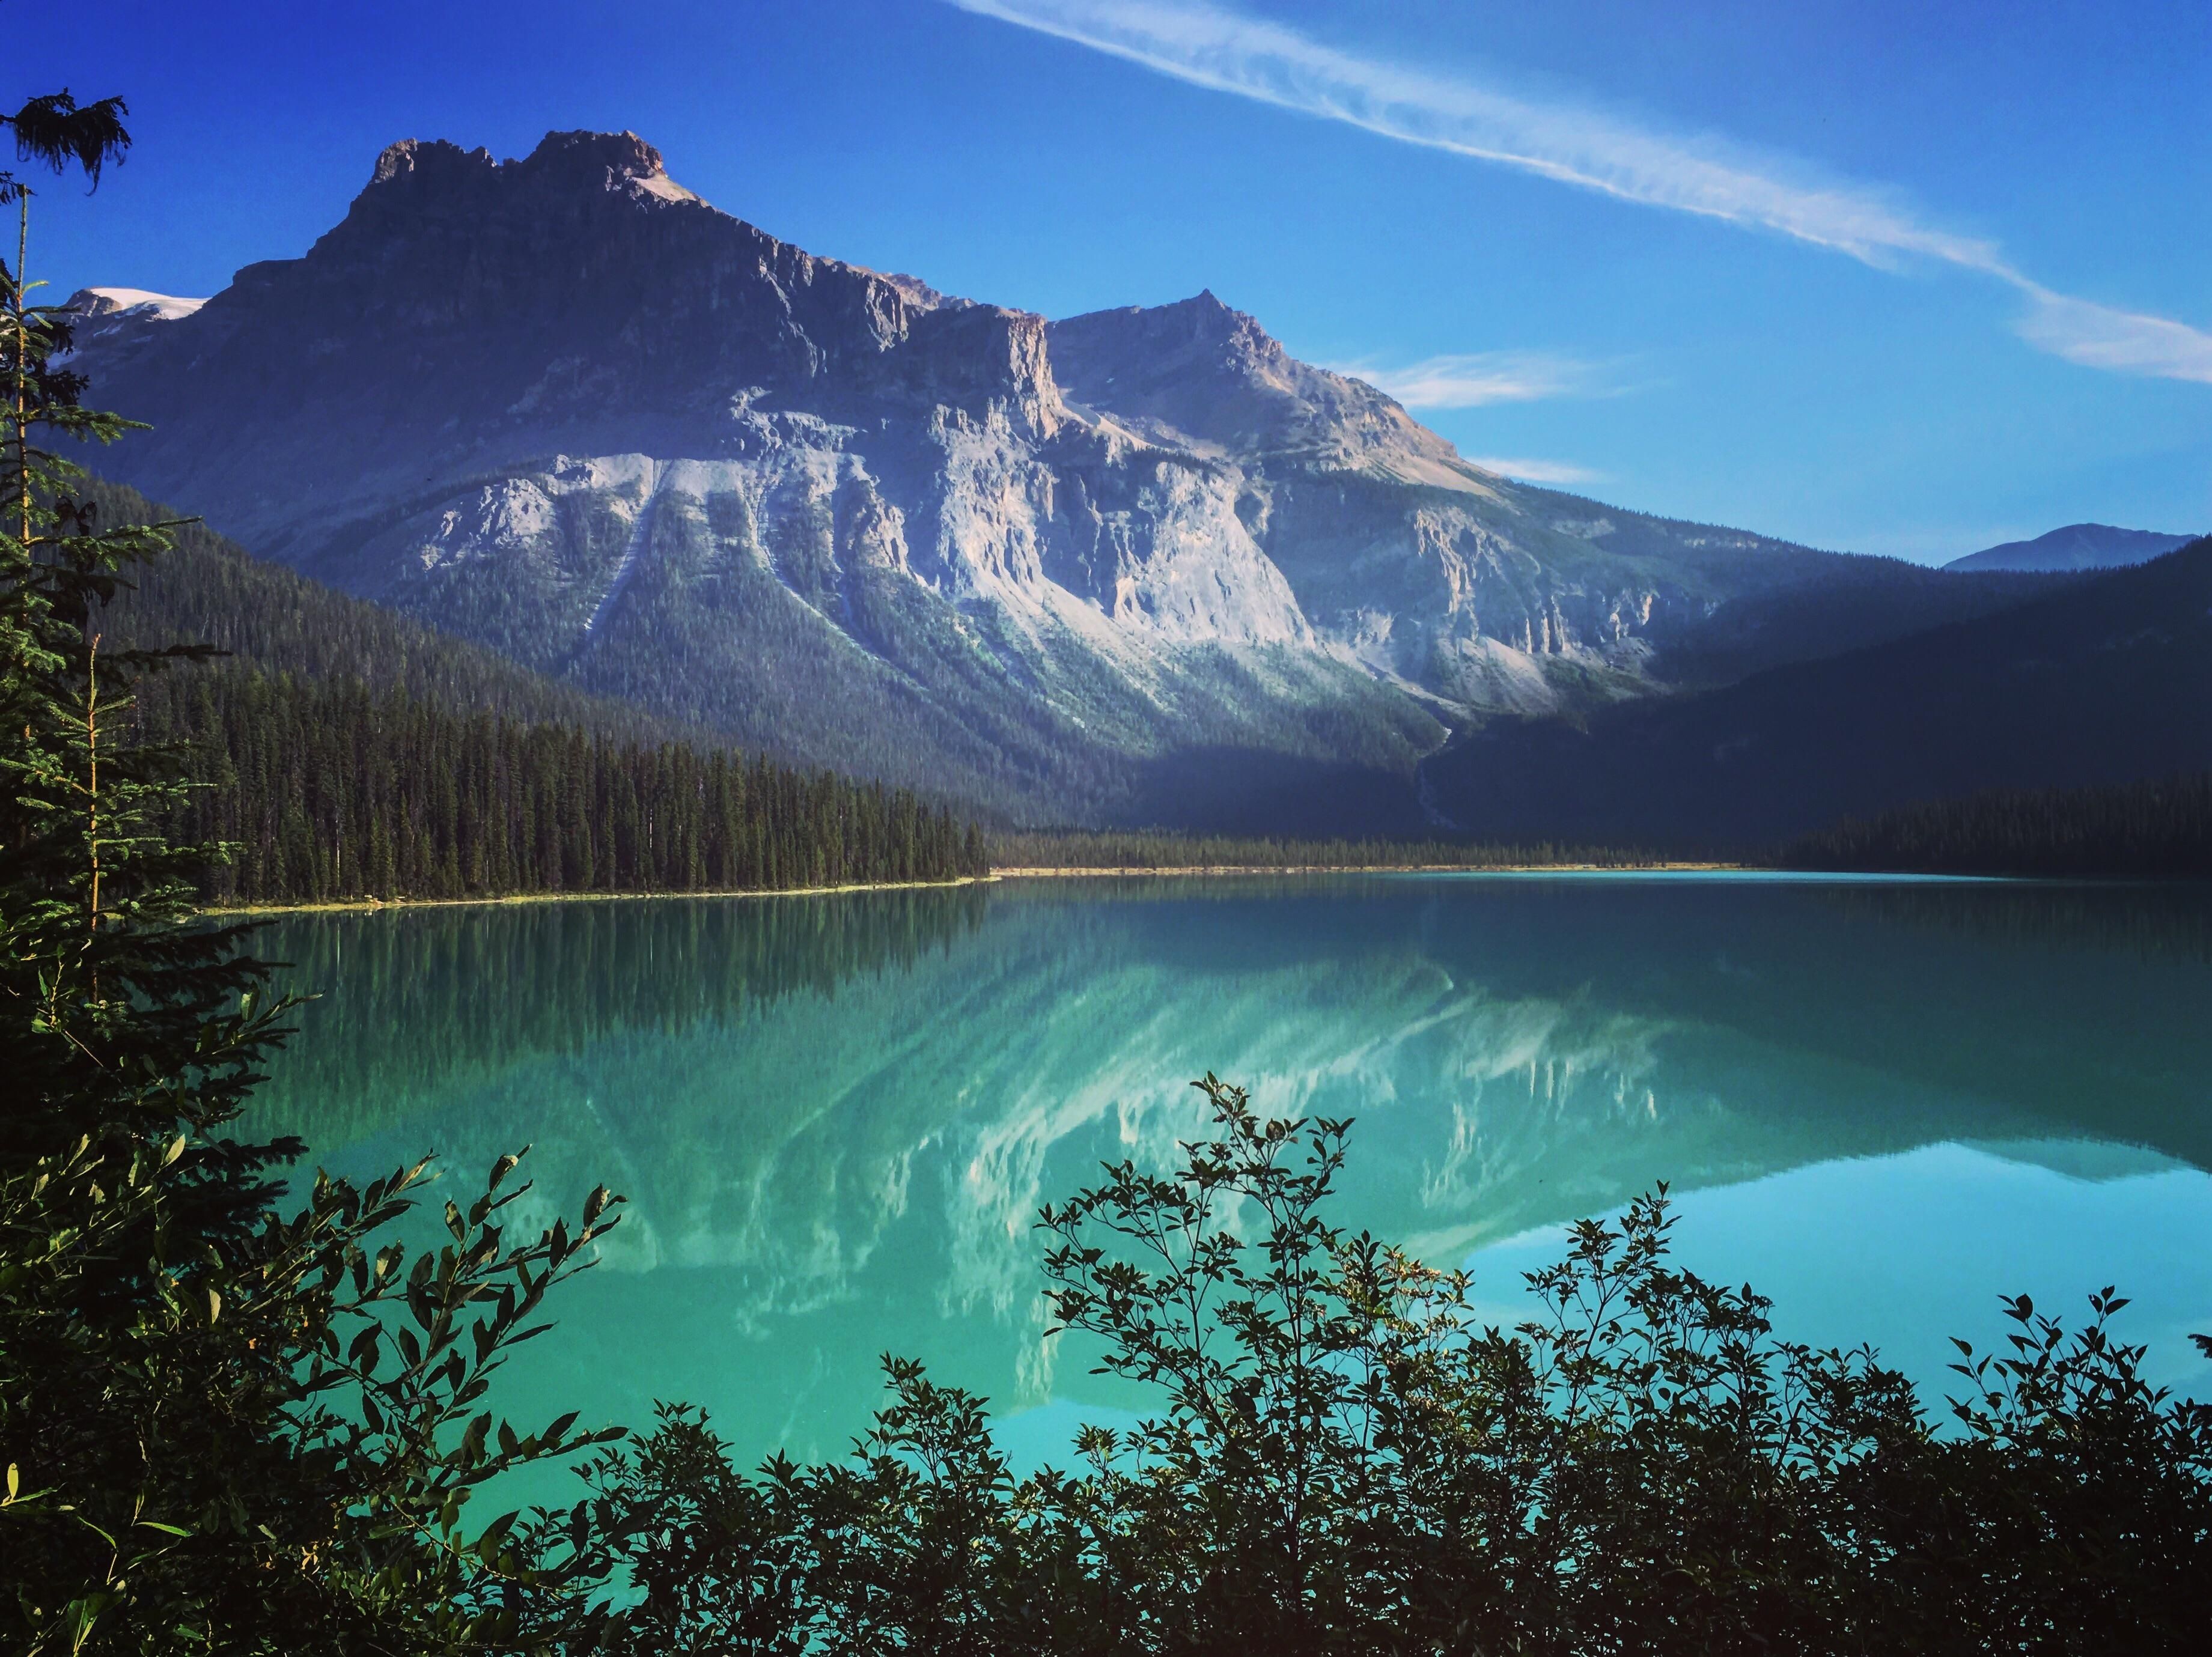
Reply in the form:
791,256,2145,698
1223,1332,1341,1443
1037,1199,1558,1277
66,129,2056,828
87,477,678,741
1945,523,2196,573
79,479,987,905
1421,537,2212,849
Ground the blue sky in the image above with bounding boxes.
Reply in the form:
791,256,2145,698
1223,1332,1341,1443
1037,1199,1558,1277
22,0,2210,561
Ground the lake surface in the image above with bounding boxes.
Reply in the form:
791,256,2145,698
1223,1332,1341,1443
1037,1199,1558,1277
257,874,2212,1487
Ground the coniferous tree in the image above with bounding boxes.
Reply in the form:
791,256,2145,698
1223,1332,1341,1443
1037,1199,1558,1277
1784,773,2212,877
132,668,989,906
1,100,625,1655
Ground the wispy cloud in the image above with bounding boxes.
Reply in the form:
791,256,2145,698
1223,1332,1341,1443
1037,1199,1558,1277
1321,350,1600,409
1464,455,1605,486
2014,285,2212,382
948,0,2212,385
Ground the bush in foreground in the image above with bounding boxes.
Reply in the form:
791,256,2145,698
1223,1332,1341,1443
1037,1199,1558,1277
585,1080,2212,1655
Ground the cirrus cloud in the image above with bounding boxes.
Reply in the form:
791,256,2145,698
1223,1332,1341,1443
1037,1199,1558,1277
1463,456,1606,486
947,0,2212,386
1319,350,1604,410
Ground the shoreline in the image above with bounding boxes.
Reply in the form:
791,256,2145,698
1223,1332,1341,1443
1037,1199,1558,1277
204,862,2074,913
201,863,1740,916
991,862,1744,878
200,873,999,917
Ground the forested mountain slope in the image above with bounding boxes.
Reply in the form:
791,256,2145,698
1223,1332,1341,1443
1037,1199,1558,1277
1782,773,2212,877
89,477,675,741
81,480,985,902
1422,538,2212,848
64,129,2051,828
164,673,985,907
1638,546,2070,688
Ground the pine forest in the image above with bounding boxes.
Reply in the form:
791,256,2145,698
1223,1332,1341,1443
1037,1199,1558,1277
139,668,987,905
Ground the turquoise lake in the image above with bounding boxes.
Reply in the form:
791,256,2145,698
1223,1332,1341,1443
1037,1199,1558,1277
257,873,2212,1487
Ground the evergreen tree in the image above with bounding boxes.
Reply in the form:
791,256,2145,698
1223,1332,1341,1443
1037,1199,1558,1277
1784,772,2212,877
1,99,623,1655
134,667,989,907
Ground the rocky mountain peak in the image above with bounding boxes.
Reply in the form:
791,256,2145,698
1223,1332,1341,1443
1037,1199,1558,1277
1177,290,1287,362
517,128,673,188
1046,293,1476,487
877,272,972,314
1053,290,1283,381
368,136,487,187
351,129,698,237
368,130,678,195
70,127,1086,523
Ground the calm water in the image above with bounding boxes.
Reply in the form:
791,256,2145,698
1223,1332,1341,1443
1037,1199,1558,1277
257,874,2212,1486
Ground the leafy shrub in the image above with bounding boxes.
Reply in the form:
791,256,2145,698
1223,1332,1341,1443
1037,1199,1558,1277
586,1080,2212,1655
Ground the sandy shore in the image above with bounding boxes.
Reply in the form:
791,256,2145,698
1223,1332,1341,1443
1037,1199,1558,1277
201,874,999,917
203,863,1758,914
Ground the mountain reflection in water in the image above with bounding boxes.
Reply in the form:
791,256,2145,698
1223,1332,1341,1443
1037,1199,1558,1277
257,875,2212,1470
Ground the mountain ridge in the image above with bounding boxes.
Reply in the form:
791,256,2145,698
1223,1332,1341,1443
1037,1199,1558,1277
1422,537,2212,847
1945,522,2196,574
65,127,2077,827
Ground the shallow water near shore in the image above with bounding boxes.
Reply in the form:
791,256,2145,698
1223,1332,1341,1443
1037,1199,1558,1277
255,873,2212,1497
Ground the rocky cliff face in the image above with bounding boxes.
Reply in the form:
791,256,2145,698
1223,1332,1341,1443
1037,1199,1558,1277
69,129,1860,822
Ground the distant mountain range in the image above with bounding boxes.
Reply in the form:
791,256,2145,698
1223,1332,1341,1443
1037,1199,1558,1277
64,128,2204,834
1422,536,2212,848
1945,523,2196,573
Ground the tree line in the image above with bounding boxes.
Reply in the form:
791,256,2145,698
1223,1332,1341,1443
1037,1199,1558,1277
88,474,990,904
1013,773,2212,880
992,830,1665,869
136,666,987,905
1783,771,2212,877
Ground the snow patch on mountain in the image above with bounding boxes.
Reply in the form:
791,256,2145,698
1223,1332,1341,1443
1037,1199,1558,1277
78,287,206,321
